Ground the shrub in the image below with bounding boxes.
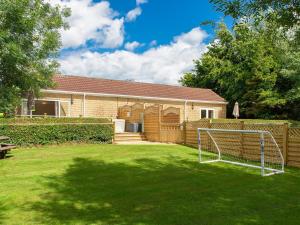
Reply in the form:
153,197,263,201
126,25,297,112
0,117,112,125
0,124,113,146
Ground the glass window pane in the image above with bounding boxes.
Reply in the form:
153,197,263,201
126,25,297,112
201,110,207,119
208,110,214,119
32,100,56,116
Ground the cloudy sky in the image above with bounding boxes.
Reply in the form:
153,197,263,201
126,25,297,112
52,0,230,85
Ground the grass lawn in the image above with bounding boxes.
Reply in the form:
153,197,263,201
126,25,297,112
0,144,300,225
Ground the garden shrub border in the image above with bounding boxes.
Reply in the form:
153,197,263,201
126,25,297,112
0,117,112,125
0,123,114,146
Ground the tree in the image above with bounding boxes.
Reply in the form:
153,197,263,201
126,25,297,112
180,22,300,119
0,86,20,116
210,0,300,28
0,0,70,115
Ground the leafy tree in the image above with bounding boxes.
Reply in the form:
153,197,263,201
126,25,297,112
210,0,300,44
0,0,70,115
0,86,20,116
180,22,300,119
210,0,300,28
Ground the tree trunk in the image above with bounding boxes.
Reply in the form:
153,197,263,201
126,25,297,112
26,90,35,116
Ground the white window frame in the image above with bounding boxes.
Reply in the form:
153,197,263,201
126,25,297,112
21,98,71,118
200,108,216,119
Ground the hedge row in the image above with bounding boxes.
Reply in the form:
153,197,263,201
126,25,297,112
0,124,113,146
0,117,112,125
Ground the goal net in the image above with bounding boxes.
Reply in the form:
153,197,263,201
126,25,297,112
197,128,284,176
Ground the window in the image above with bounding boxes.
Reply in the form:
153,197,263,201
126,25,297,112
208,110,214,119
200,109,215,119
20,99,70,117
201,109,207,119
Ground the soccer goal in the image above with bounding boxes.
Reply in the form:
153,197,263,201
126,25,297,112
197,128,284,176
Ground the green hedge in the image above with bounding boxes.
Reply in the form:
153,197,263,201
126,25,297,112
0,124,113,146
0,117,112,125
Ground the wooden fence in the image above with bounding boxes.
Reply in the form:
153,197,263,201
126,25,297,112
144,105,161,142
288,128,300,167
143,104,182,143
160,123,183,143
124,103,300,168
183,120,300,168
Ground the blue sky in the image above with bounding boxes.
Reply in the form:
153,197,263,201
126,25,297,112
108,0,230,47
53,0,231,84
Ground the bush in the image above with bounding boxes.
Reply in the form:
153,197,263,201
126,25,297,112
0,124,113,146
0,117,112,125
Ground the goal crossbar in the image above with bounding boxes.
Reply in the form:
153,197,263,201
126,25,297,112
197,128,285,176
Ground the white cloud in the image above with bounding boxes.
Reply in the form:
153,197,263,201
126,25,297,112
136,0,148,5
50,0,124,49
99,18,125,48
126,7,142,22
124,41,141,51
175,27,208,46
59,27,208,85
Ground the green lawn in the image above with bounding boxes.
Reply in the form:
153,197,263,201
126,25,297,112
0,144,300,225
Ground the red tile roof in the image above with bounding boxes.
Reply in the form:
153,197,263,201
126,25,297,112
49,75,226,103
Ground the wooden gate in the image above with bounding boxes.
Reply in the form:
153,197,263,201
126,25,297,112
143,105,160,141
160,107,182,143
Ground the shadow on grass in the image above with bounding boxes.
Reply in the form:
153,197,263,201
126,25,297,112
0,199,8,224
29,157,300,225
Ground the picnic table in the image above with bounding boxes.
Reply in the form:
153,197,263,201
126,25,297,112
0,136,9,141
0,136,16,159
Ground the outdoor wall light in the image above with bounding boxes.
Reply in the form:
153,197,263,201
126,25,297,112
71,95,74,105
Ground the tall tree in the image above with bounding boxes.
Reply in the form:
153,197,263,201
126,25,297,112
0,0,70,115
180,22,300,119
210,0,300,28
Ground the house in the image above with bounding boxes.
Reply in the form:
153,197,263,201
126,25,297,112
19,75,227,122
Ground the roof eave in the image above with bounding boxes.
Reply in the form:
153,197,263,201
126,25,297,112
41,89,228,105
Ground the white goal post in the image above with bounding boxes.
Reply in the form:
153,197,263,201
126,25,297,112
197,128,284,176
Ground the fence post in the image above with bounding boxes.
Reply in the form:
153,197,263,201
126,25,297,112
240,121,245,158
158,105,162,142
283,123,289,165
208,119,212,129
260,132,265,176
112,121,116,143
183,121,187,145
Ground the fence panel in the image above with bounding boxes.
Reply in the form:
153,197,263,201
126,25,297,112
160,123,183,143
183,120,300,168
185,120,210,147
288,128,300,167
118,105,131,121
161,107,180,123
130,103,144,123
144,105,160,142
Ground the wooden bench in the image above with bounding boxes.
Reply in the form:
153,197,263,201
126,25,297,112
0,136,16,159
